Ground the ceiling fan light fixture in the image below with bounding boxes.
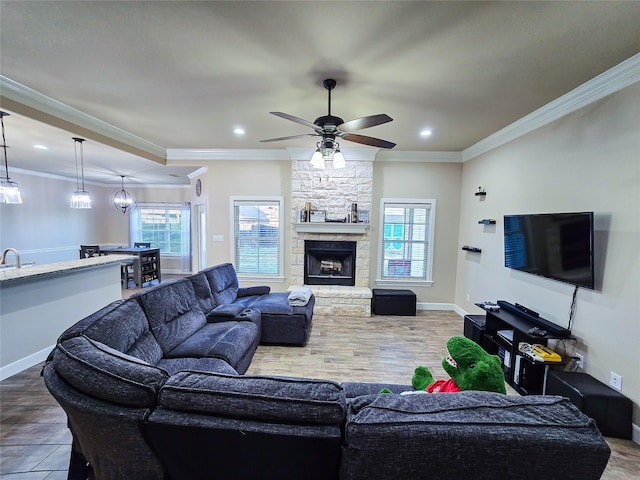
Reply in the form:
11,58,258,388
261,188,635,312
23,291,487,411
0,112,23,204
70,137,91,209
333,148,346,169
111,175,138,214
310,148,325,169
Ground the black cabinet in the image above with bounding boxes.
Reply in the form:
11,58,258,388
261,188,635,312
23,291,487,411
479,301,571,395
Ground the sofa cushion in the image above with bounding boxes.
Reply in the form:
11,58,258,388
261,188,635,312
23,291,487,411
53,336,169,407
157,357,238,376
339,391,611,480
56,298,163,366
204,263,239,305
134,278,208,354
158,371,345,425
188,272,218,314
164,321,257,359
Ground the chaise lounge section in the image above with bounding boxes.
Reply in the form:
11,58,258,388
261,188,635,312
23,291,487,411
43,262,611,480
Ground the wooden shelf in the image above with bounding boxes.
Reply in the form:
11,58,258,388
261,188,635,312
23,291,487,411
462,246,482,253
293,222,368,234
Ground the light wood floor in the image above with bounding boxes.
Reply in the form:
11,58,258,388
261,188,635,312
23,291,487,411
1,310,638,479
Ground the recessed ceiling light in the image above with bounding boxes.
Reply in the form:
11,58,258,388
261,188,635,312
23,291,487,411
234,127,245,135
420,129,432,137
33,144,48,150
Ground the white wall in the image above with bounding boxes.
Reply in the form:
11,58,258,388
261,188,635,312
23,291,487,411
372,160,462,304
0,173,189,269
455,83,640,424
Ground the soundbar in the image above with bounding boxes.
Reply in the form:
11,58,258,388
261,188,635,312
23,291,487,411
497,300,571,337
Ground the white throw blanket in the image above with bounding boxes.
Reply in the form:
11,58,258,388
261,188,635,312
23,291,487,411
287,287,313,306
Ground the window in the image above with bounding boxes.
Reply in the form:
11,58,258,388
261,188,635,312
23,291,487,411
231,197,283,279
130,203,191,256
377,199,435,285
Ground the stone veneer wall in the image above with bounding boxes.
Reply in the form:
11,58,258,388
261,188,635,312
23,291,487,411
290,159,373,316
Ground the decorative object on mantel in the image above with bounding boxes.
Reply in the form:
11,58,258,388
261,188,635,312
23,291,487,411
0,111,22,204
110,175,138,214
475,187,486,196
260,78,396,169
70,137,91,209
309,210,326,222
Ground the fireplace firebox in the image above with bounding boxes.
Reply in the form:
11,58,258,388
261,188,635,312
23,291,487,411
304,240,356,286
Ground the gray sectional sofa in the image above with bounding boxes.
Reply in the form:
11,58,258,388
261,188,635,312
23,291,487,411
44,263,611,480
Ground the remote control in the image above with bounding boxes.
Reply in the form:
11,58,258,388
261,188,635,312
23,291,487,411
528,327,547,337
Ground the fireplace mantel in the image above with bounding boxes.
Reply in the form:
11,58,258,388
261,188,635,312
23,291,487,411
293,222,369,234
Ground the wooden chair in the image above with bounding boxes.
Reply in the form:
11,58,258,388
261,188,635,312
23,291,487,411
134,242,151,248
79,245,101,259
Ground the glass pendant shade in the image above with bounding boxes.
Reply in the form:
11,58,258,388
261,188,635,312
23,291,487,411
70,137,91,209
70,191,92,209
111,175,138,214
0,111,23,204
310,148,325,169
333,149,346,169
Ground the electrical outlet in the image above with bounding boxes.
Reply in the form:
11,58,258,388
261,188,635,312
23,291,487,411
574,352,584,369
610,372,622,391
466,294,470,302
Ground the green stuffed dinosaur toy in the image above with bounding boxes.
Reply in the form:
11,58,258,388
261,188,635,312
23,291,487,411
382,336,506,395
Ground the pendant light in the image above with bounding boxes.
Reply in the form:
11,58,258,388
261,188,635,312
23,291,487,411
111,175,138,214
0,111,23,204
70,137,91,208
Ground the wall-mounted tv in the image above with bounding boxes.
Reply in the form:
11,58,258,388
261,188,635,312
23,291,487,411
504,212,595,290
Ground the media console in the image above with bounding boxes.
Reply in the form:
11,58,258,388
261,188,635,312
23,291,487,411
477,301,572,395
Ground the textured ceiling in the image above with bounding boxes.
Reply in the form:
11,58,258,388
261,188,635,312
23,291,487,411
1,1,639,184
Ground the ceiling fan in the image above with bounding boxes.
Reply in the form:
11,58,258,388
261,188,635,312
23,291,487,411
260,79,396,149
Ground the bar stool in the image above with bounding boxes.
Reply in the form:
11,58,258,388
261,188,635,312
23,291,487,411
120,258,135,289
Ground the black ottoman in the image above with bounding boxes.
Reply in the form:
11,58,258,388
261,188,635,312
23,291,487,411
371,289,416,316
546,370,632,439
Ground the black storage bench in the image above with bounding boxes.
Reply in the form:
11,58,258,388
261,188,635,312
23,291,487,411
371,289,416,316
546,370,632,439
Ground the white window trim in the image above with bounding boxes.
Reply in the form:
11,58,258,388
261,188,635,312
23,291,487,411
230,196,285,282
375,197,436,287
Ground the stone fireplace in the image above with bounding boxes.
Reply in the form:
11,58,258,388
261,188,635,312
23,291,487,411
290,157,373,316
304,240,356,286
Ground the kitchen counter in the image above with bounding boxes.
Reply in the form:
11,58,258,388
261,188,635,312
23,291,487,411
0,256,125,379
0,255,131,284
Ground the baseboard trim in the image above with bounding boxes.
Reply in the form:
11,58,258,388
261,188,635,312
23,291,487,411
0,345,53,381
416,302,456,312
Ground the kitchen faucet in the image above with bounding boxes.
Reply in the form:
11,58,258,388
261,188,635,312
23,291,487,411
0,248,20,268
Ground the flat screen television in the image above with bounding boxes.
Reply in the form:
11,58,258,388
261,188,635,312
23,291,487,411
504,212,595,289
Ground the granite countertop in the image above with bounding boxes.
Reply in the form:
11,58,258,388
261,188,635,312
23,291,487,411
0,256,133,285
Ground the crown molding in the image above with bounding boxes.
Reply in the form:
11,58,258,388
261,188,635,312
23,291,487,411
376,150,462,163
0,75,166,163
166,148,291,161
186,167,208,179
463,53,640,161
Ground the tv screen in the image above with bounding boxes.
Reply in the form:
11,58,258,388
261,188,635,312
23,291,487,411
504,212,594,289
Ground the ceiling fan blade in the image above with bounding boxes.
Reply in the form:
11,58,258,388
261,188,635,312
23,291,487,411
270,112,319,131
341,133,396,149
259,133,316,143
338,114,393,132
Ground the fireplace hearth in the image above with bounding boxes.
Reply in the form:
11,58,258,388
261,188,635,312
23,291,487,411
304,240,356,286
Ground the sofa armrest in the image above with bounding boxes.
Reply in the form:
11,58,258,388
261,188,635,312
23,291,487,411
206,304,246,321
237,286,271,297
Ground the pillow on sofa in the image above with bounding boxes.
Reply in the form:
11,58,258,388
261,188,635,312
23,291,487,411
158,371,345,425
53,336,169,407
